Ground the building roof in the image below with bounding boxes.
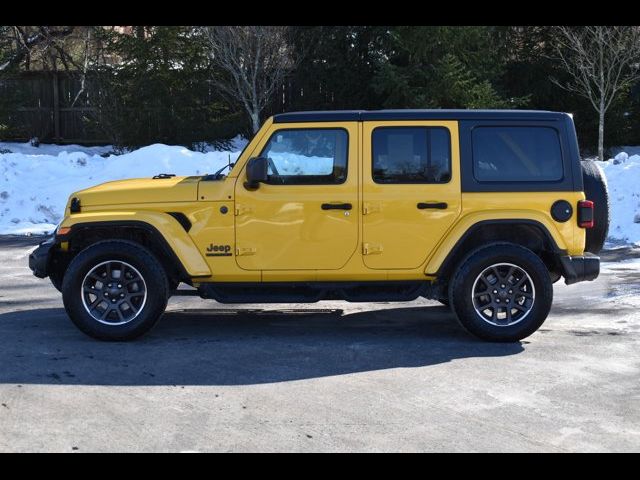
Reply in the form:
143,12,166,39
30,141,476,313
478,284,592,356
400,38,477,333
273,109,568,123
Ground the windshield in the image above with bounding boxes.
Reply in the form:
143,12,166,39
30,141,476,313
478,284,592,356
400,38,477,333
203,133,254,181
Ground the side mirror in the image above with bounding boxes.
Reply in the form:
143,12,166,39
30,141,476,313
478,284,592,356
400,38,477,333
244,157,269,189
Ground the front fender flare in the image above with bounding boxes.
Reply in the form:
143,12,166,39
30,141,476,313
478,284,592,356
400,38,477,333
61,211,211,277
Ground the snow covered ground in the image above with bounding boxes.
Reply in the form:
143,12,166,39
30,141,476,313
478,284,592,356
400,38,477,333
0,139,247,235
1,139,639,246
598,152,640,246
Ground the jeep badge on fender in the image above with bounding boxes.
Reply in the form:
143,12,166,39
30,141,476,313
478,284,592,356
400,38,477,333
28,109,608,342
206,244,232,256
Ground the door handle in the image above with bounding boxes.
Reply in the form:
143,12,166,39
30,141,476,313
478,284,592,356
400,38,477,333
321,203,352,210
417,202,448,210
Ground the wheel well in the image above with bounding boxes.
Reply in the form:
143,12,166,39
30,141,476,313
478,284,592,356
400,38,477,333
436,222,562,288
61,224,188,286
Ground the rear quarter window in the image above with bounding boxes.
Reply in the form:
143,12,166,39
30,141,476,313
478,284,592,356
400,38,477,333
472,126,563,182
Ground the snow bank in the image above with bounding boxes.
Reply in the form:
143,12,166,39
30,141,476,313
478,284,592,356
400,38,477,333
597,153,640,246
1,139,640,247
0,139,246,235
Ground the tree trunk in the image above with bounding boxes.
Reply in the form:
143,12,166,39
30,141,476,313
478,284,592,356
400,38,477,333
598,99,605,161
250,110,260,134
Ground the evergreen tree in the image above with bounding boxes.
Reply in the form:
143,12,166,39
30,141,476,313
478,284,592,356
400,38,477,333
287,26,390,111
373,26,526,109
86,26,242,149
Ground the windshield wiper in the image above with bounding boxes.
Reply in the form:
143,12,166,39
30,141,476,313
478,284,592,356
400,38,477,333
203,162,235,181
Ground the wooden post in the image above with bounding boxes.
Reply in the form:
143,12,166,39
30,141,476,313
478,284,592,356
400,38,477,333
52,72,60,141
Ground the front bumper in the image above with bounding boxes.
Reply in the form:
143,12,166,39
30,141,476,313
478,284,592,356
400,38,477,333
559,253,600,285
28,237,55,278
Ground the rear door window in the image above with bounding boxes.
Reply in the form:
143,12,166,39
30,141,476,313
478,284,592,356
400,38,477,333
372,127,451,183
472,126,563,182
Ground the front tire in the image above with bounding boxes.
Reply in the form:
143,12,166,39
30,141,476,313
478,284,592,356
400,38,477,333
62,240,169,341
49,270,63,292
436,297,450,307
448,243,553,342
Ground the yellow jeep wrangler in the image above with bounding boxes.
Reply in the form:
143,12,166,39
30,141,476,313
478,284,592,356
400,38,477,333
29,110,609,342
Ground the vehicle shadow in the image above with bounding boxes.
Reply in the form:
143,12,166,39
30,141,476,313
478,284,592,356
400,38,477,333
0,305,524,386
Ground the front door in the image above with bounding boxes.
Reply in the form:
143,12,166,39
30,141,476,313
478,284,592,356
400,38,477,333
362,121,461,269
234,123,359,271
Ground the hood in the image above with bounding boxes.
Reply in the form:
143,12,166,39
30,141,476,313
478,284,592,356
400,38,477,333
72,176,200,206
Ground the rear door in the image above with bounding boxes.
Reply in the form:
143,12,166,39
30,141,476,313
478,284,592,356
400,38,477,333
361,121,461,269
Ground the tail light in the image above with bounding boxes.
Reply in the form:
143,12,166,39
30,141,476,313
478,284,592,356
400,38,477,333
578,200,594,228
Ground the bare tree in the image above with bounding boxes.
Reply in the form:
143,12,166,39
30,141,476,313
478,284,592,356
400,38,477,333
202,26,296,133
0,26,77,71
550,26,640,161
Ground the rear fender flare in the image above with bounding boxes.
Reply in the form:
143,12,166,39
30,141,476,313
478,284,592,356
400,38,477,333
425,212,567,277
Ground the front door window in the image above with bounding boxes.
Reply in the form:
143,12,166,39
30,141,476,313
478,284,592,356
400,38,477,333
260,128,348,185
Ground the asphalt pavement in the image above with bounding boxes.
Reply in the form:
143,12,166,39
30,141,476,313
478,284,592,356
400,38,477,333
1,235,639,452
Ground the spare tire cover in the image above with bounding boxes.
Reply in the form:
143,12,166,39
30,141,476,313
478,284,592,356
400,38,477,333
581,159,610,254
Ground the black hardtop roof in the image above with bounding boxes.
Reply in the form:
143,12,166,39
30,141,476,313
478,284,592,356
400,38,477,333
273,109,569,123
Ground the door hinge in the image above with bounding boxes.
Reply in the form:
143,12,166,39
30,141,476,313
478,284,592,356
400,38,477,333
363,202,381,215
235,204,252,216
362,243,384,255
236,246,257,256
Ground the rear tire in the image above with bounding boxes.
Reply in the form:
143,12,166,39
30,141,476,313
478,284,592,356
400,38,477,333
62,240,169,341
581,159,610,253
448,243,553,342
